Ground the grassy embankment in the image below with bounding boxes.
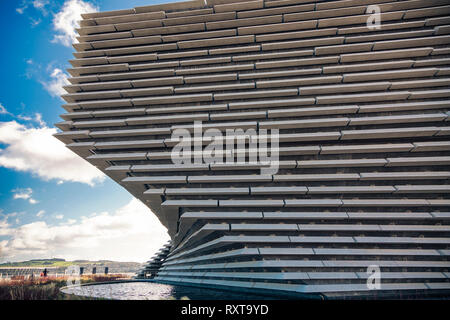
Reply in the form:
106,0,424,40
0,275,127,300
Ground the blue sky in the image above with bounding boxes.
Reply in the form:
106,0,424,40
0,0,172,263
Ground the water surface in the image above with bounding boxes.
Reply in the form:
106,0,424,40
61,281,281,300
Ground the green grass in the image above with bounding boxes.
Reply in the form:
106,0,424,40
0,260,74,268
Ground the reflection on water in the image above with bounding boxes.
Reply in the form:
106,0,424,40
61,281,281,300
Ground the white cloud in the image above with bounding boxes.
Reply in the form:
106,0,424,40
36,210,45,218
12,188,38,205
16,113,46,127
17,115,32,121
16,1,32,15
30,17,42,27
15,0,50,23
0,222,11,237
42,68,70,98
33,113,46,127
0,212,20,231
0,198,170,263
52,0,98,47
0,103,11,115
26,62,69,100
55,214,64,220
33,0,49,10
0,121,105,185
0,213,22,234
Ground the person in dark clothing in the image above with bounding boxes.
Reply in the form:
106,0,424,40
43,268,48,277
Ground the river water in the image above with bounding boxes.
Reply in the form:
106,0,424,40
61,281,281,300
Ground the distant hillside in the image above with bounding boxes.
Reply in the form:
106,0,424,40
0,259,143,270
0,259,72,268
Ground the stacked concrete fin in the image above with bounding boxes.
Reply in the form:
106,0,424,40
137,241,172,278
57,0,450,298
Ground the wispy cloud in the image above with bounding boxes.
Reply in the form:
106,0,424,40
25,61,69,100
16,7,26,15
16,0,49,14
0,211,20,226
36,210,45,218
0,198,170,262
33,0,49,11
16,113,46,127
16,0,50,26
12,188,38,205
33,113,46,127
29,17,42,27
41,68,70,98
0,120,105,186
52,0,98,47
0,103,11,116
1,102,47,127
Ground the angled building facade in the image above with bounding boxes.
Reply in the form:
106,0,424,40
56,0,450,299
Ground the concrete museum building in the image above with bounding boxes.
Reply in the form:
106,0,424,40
55,0,450,299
